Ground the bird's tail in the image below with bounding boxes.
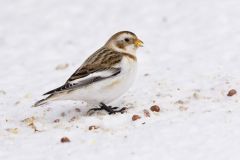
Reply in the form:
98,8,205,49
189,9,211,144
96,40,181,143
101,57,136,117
33,94,55,107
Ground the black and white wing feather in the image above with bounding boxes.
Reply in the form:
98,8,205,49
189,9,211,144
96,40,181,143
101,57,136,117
43,47,123,95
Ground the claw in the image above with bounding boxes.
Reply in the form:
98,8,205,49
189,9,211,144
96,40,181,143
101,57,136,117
87,107,102,115
87,103,127,115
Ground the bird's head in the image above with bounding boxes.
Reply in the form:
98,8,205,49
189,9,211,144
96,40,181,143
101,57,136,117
105,31,143,54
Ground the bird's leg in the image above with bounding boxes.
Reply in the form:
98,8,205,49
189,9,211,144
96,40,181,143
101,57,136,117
99,103,127,114
87,103,127,115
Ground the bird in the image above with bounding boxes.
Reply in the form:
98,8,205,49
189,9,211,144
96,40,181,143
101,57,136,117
34,31,143,114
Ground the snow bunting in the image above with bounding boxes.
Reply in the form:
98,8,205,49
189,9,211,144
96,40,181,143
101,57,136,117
34,31,143,114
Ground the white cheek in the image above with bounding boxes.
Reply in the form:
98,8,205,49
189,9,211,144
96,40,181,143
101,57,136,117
125,44,137,54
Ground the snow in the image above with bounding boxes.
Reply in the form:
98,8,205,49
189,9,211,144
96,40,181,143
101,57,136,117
1,0,240,159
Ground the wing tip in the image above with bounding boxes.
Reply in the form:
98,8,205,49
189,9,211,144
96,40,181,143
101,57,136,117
43,91,53,96
43,84,67,96
32,98,47,107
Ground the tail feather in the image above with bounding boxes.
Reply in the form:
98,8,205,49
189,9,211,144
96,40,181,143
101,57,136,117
33,94,55,107
33,99,47,107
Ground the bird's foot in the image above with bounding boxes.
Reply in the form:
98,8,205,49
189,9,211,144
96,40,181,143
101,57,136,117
87,103,127,115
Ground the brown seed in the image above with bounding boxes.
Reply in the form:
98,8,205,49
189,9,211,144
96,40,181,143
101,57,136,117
69,116,76,122
193,92,200,99
150,105,160,112
143,109,150,117
175,100,184,104
60,137,70,143
227,89,237,96
53,119,60,123
61,112,66,117
75,108,81,112
89,125,99,130
15,101,20,105
132,115,141,121
179,106,188,111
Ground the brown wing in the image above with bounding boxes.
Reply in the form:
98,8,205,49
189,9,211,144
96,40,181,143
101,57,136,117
66,47,122,83
43,48,123,95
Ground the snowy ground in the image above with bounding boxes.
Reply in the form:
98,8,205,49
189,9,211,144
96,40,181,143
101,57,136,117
1,0,240,159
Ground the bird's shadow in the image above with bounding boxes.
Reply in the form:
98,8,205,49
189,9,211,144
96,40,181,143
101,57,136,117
35,101,129,122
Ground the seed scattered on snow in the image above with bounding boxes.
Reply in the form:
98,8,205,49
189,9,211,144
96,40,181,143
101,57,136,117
132,115,141,121
175,100,184,104
6,128,18,134
69,116,76,122
227,89,237,97
179,106,188,111
15,101,20,105
89,125,99,130
55,63,69,70
193,92,200,99
22,117,38,132
22,117,35,125
60,137,70,143
61,112,66,117
143,109,150,117
150,105,160,112
75,108,81,112
53,119,60,123
156,93,161,97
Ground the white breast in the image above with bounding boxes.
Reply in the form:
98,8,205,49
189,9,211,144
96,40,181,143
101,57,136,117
100,56,138,103
62,56,137,106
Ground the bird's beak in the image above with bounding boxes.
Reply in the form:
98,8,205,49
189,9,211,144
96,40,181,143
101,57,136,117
134,38,144,47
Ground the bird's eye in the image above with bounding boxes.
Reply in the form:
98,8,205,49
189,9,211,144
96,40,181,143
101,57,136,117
124,38,130,42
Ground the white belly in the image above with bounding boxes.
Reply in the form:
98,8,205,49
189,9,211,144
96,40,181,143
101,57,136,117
62,57,137,105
